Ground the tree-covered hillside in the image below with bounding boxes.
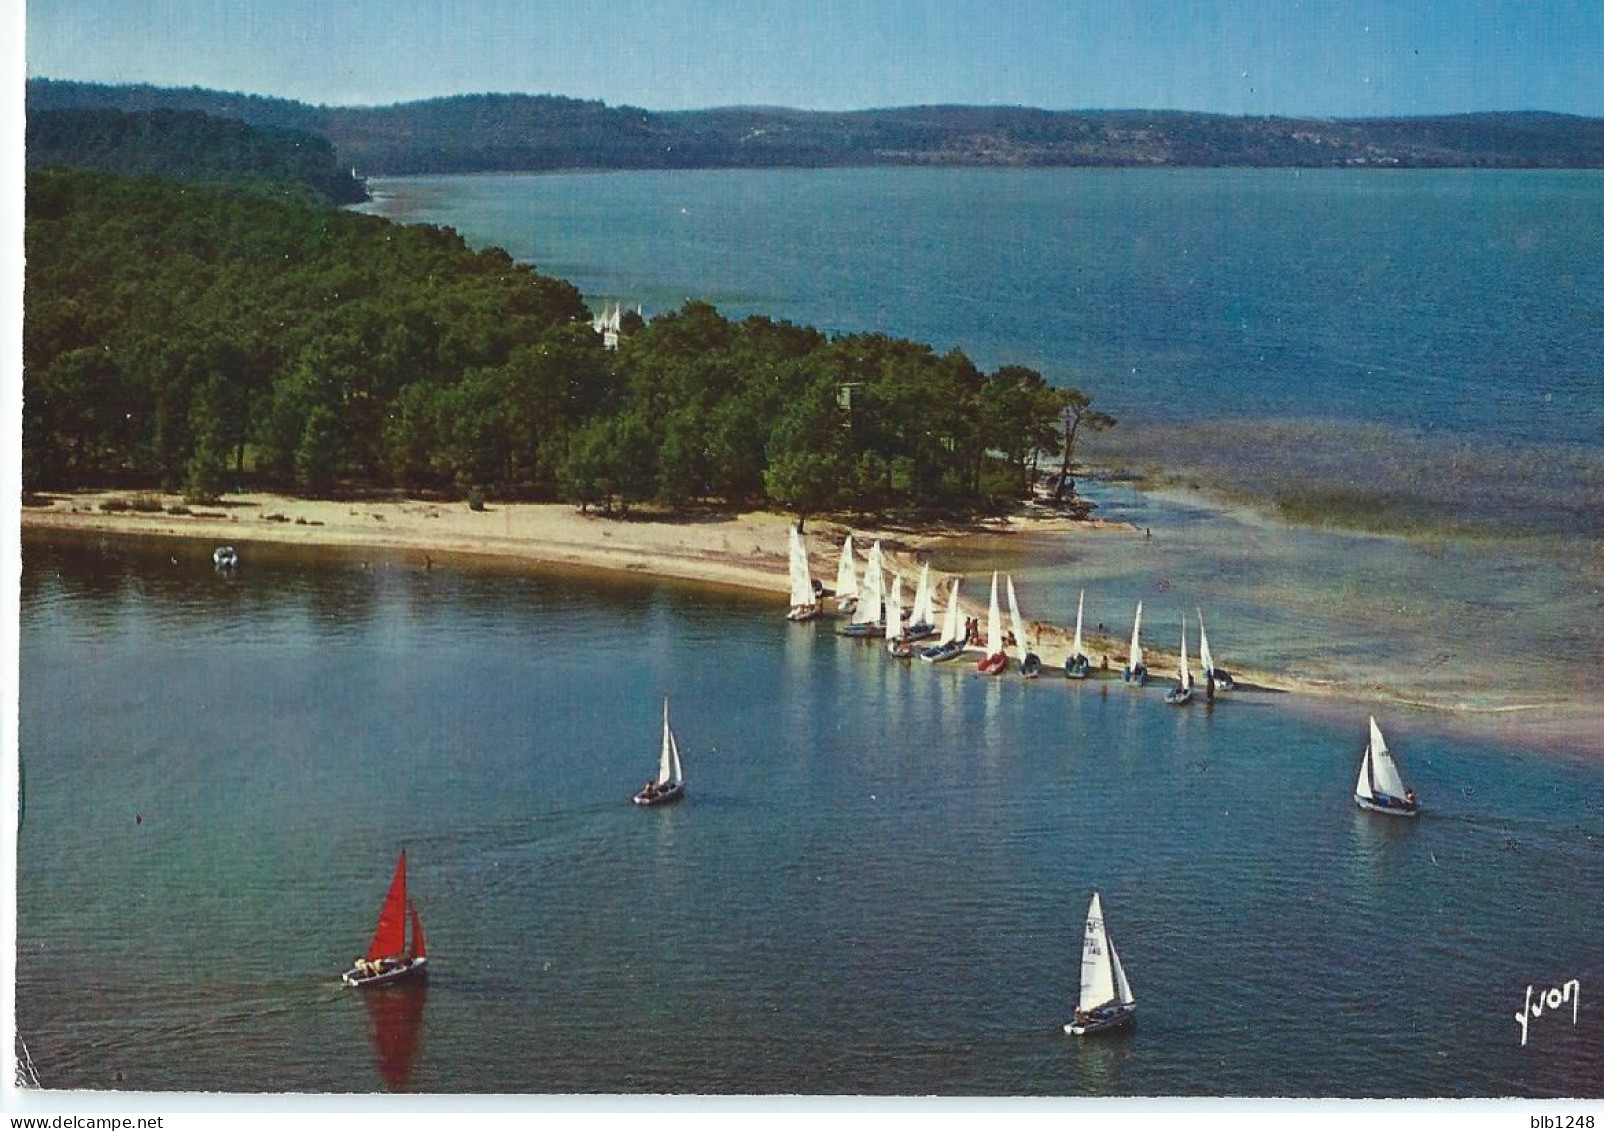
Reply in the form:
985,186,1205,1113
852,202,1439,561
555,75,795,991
27,107,368,204
24,170,1092,520
29,79,1604,174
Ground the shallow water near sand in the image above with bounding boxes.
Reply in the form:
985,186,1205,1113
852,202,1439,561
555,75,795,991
17,532,1604,1095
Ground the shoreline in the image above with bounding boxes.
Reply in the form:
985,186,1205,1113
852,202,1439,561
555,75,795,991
21,488,1603,757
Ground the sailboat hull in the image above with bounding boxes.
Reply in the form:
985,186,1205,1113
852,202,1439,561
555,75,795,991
634,781,686,807
1164,686,1194,705
1065,655,1092,679
836,623,883,638
1123,665,1149,686
903,623,937,642
978,651,1009,674
1355,794,1419,817
342,956,427,988
1020,654,1042,678
786,605,821,622
1064,1004,1136,1036
919,640,965,663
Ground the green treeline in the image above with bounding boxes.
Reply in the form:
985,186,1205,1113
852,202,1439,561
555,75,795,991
27,108,368,205
24,169,1096,520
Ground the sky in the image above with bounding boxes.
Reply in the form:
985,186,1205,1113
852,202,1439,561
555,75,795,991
21,0,1604,117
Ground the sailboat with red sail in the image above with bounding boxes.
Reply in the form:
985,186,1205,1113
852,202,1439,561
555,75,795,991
342,850,428,987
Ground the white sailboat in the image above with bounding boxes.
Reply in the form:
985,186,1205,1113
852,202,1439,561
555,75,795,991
919,579,966,663
1122,601,1149,685
886,574,914,657
1196,608,1236,692
1065,588,1091,679
1063,891,1136,1036
978,572,1008,673
785,526,820,622
1354,716,1419,816
1164,616,1194,704
633,699,686,806
1006,574,1042,677
835,535,859,614
840,541,884,637
906,563,936,640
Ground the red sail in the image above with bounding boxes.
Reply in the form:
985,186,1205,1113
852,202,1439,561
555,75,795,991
408,900,427,960
364,851,408,961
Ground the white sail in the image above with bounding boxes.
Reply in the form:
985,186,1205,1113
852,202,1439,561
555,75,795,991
669,726,683,785
855,542,884,627
986,572,1003,655
787,526,814,608
938,579,962,645
1129,601,1144,670
1362,716,1409,799
1077,892,1117,1013
1178,616,1192,689
1110,940,1135,1006
1072,589,1086,658
658,700,675,785
1197,608,1215,676
911,564,933,627
1006,574,1031,663
835,536,859,602
886,574,905,640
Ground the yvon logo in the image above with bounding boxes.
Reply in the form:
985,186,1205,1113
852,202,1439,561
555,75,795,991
1515,978,1579,1047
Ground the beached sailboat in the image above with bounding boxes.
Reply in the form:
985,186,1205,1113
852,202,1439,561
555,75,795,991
1164,616,1195,705
1065,589,1092,679
1063,891,1136,1036
835,535,860,614
1354,716,1418,816
919,579,966,663
634,699,686,807
1006,574,1041,678
1197,609,1236,692
905,563,936,641
1121,601,1149,686
786,526,821,622
885,574,914,658
978,572,1009,674
342,851,428,988
838,541,885,637
212,545,239,570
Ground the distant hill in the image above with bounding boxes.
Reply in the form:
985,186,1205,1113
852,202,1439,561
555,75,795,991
28,79,1604,174
26,104,368,204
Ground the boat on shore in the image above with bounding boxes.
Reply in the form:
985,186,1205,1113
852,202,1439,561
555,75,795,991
838,541,885,638
212,545,239,570
634,699,686,807
919,579,965,663
834,535,859,615
785,526,821,622
1006,574,1041,678
1063,891,1136,1036
342,851,428,988
886,574,914,658
904,563,936,641
1197,609,1235,693
1065,589,1092,679
1164,616,1195,705
977,572,1009,674
1354,716,1418,816
1121,601,1148,686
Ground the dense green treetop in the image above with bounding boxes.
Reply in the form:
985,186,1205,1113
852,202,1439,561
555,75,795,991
24,168,1098,520
27,107,368,204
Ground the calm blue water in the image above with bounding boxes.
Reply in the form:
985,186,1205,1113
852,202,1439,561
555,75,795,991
17,533,1604,1095
361,167,1604,451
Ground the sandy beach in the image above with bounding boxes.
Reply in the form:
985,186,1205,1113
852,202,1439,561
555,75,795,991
22,487,1604,755
19,488,1284,686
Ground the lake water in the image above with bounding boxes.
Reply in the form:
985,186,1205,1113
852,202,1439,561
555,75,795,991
16,532,1604,1095
359,167,1604,506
